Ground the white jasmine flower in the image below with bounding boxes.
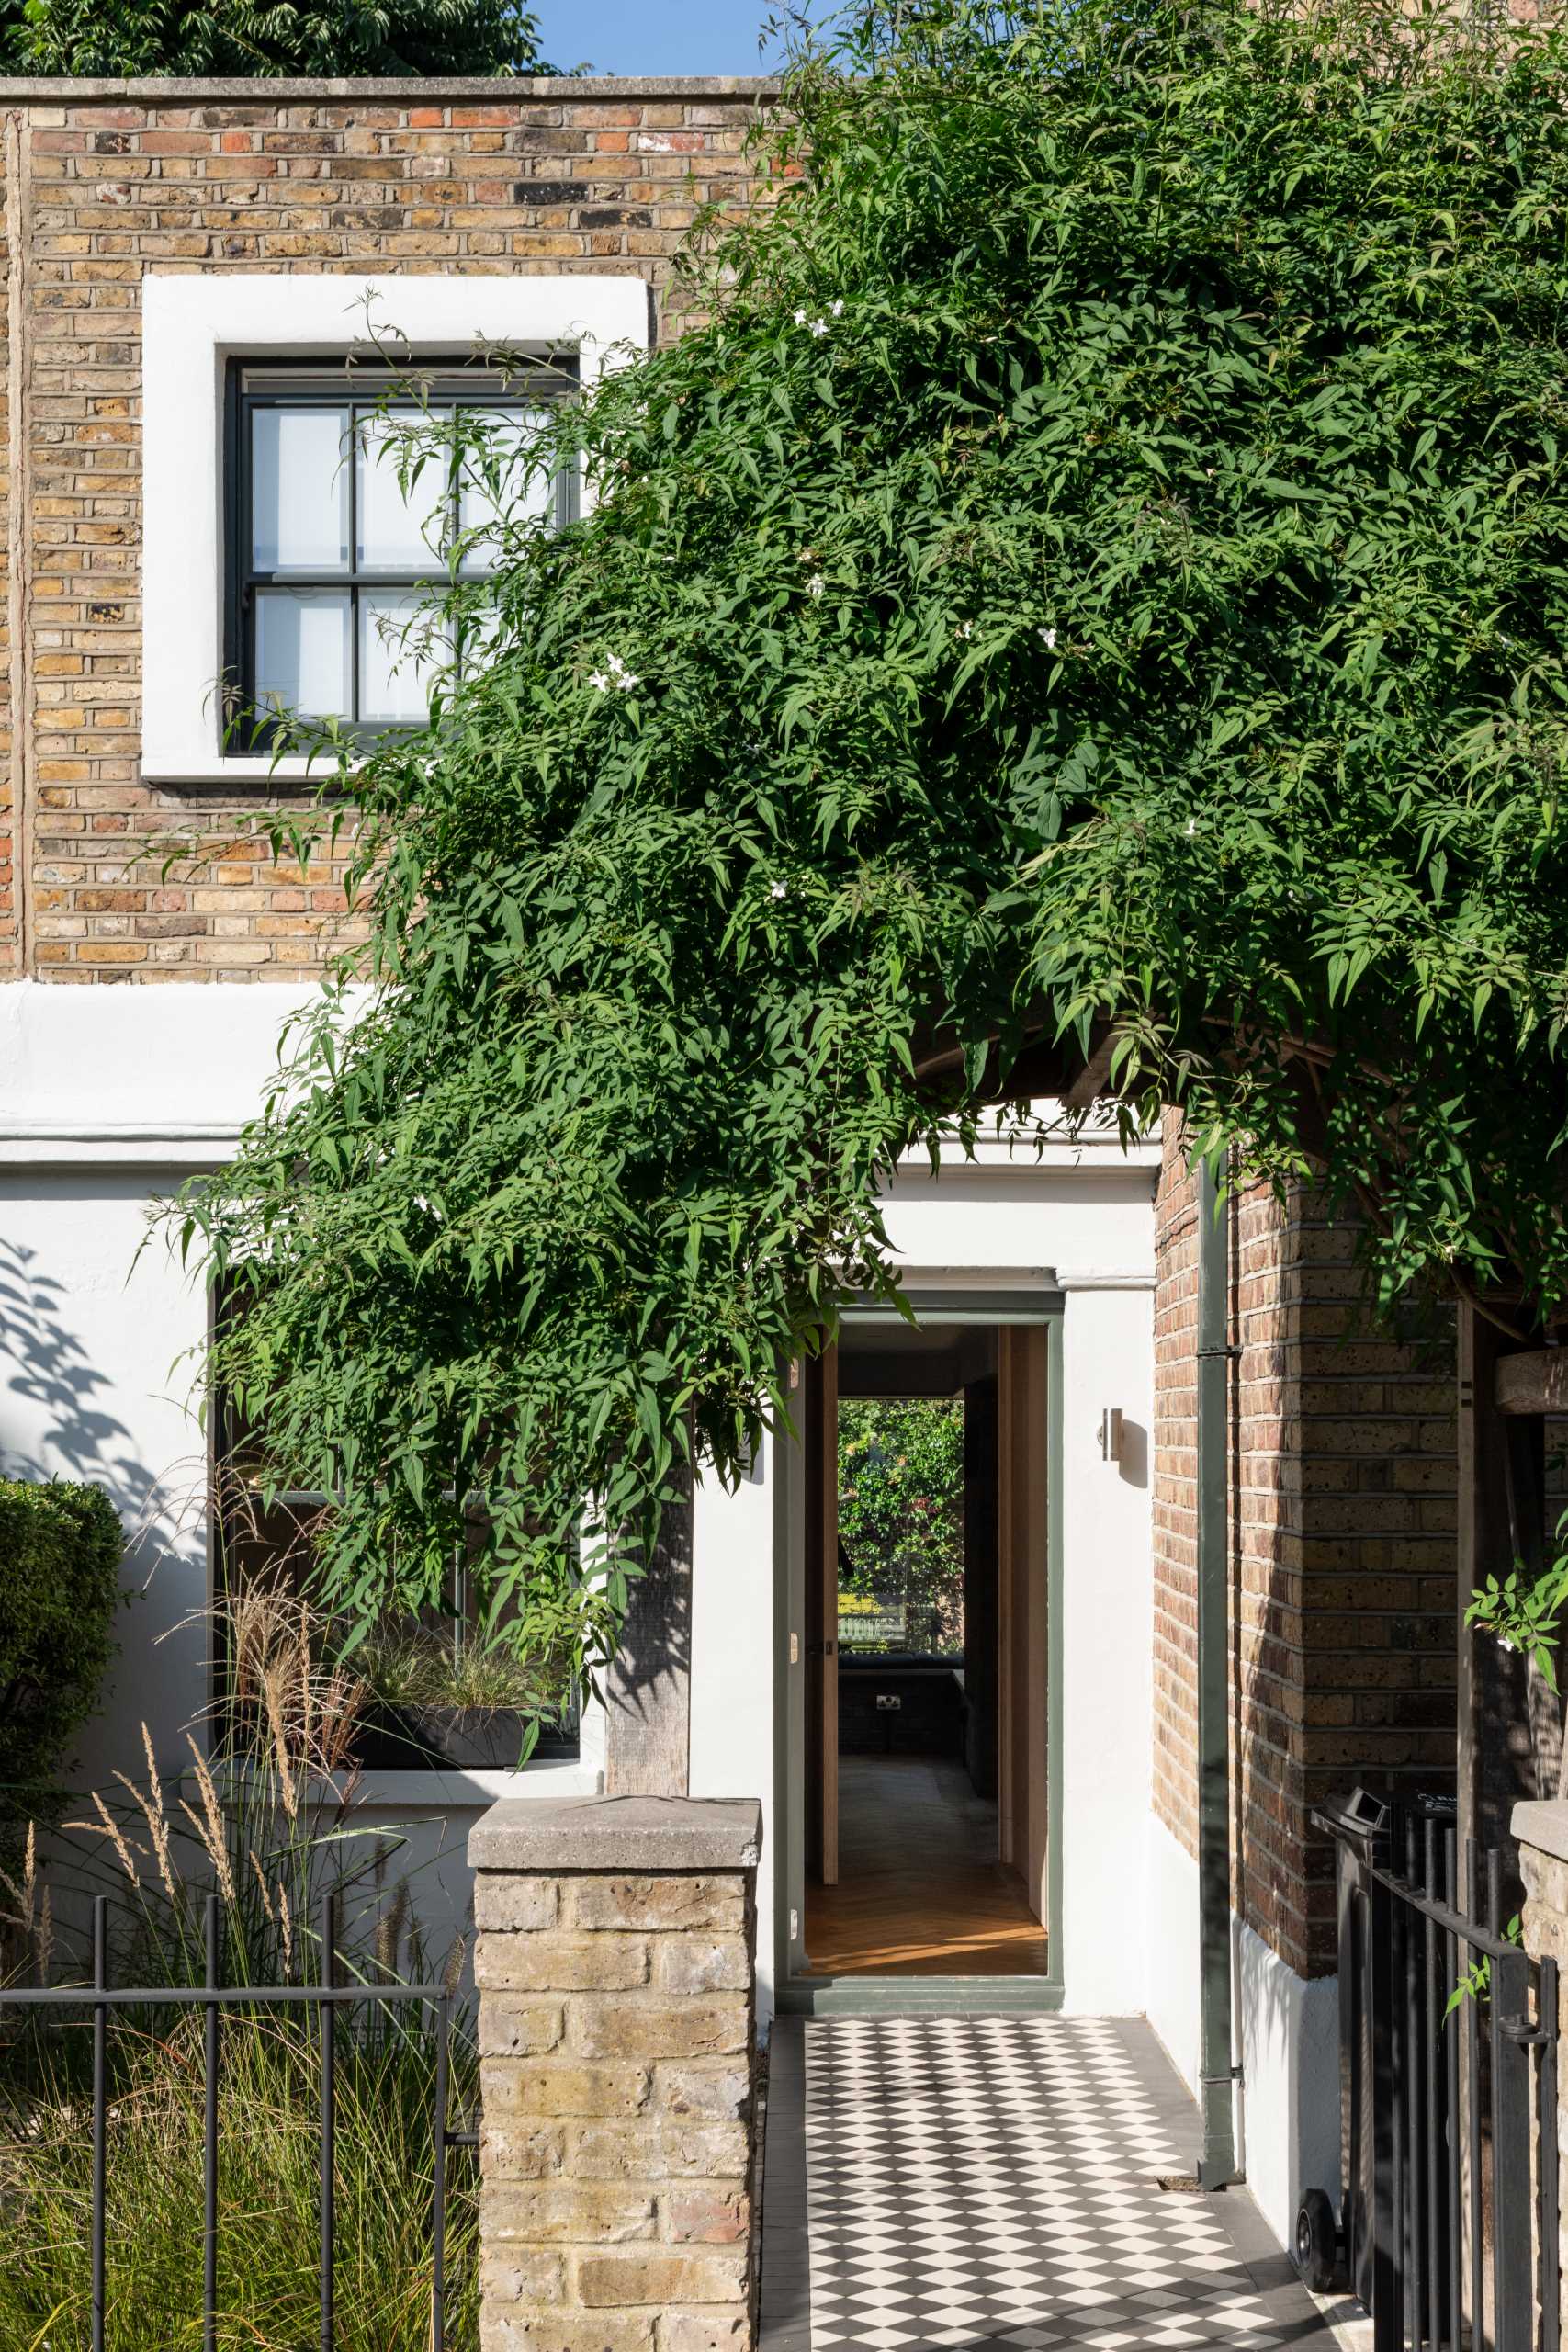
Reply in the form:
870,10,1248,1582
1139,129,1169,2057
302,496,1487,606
589,669,611,693
830,298,844,316
591,650,639,694
807,574,826,597
956,620,973,639
1039,626,1058,651
770,880,788,899
793,307,808,326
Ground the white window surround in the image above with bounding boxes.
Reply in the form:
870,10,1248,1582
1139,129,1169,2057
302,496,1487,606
141,272,651,785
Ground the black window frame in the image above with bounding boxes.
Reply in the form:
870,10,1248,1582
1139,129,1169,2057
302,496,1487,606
224,353,578,751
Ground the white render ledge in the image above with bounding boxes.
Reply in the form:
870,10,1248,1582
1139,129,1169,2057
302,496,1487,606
0,977,323,1163
186,1759,602,1814
1513,1799,1568,1864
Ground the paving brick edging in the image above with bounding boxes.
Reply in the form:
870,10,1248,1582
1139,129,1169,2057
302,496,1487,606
470,1794,763,2352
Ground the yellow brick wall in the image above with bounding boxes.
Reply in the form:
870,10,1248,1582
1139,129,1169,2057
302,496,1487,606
0,77,773,981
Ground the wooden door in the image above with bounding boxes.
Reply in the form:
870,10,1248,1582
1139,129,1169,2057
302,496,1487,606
805,1343,840,1885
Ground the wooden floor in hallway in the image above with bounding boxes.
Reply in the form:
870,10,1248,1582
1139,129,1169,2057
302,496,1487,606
804,1754,1049,1977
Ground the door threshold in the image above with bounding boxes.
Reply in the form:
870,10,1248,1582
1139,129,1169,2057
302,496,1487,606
777,1973,1064,2015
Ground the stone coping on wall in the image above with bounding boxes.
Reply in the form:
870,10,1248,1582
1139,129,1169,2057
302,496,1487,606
1514,1798,1568,1865
469,1793,763,1873
0,74,780,100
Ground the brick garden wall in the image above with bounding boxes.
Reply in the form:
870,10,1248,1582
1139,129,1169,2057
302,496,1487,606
1154,1115,1461,1977
0,75,773,982
471,1801,760,2352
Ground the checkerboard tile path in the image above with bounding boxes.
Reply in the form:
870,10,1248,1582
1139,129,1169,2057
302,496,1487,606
760,2015,1336,2352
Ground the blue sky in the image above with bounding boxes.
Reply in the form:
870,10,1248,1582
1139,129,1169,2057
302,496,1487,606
534,0,823,77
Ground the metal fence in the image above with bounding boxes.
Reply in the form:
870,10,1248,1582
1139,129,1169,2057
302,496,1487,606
0,1890,472,2352
1327,1805,1560,2352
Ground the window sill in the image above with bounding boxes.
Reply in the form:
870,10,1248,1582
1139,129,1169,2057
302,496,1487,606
143,751,352,790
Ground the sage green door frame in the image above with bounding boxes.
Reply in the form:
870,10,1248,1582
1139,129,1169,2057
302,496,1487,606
774,1291,1066,2017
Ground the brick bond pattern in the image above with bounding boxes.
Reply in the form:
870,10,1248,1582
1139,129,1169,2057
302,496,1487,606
475,1862,756,2352
1153,1116,1460,1976
0,77,773,981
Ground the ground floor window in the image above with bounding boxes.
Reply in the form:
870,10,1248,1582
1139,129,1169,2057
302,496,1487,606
213,1360,579,1771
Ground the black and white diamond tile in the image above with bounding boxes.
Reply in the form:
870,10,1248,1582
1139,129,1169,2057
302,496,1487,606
775,2016,1326,2352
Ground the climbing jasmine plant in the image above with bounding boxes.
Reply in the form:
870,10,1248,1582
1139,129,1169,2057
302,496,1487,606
177,0,1568,1671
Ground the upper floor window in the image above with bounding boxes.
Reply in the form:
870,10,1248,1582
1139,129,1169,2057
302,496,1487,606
227,358,575,743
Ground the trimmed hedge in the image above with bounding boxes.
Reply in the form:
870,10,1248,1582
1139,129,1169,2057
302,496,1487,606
0,1478,123,1855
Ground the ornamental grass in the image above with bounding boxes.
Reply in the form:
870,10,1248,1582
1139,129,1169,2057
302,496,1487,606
0,1591,479,2351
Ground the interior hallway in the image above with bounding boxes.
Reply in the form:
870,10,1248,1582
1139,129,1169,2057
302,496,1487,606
804,1755,1048,1978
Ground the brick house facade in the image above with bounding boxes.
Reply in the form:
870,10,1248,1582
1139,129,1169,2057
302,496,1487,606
0,70,1472,2259
0,76,771,984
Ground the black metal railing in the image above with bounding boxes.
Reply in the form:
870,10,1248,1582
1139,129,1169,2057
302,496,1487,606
0,1891,474,2352
1320,1804,1560,2352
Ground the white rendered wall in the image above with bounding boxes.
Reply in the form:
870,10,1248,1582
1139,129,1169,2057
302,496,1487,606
1145,1811,1202,2094
1235,1915,1341,2246
1,981,317,1790
286,1759,599,1976
876,1136,1161,1291
1144,1811,1340,2248
0,1168,215,1791
689,1439,784,2028
1055,1277,1154,2016
0,975,320,1159
0,980,601,1915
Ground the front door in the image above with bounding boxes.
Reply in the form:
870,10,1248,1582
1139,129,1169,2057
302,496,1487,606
789,1309,1054,1990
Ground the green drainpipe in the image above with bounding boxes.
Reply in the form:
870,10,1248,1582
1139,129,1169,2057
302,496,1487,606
1196,1150,1241,2189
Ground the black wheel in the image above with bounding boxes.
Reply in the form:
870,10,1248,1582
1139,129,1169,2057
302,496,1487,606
1294,2188,1338,2293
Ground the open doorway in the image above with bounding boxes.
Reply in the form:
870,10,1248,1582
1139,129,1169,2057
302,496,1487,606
800,1317,1050,1978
